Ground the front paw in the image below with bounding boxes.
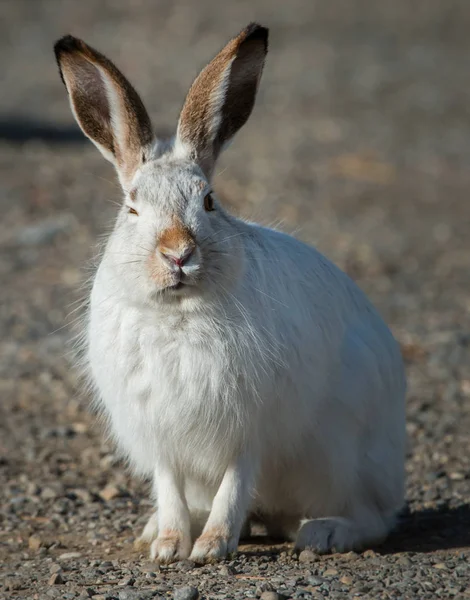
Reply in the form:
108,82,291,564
189,527,238,563
150,529,191,564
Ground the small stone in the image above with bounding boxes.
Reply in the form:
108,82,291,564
48,572,65,585
74,488,93,503
260,593,284,600
173,585,199,600
173,559,196,572
256,582,274,595
118,577,135,586
298,549,319,563
307,576,325,586
50,564,62,574
434,563,448,570
340,575,353,585
140,562,160,573
59,552,83,560
28,535,42,550
72,422,88,434
41,487,58,500
118,589,155,600
343,551,359,561
323,568,338,576
99,560,113,568
99,485,120,501
219,564,236,576
362,549,377,558
4,577,24,591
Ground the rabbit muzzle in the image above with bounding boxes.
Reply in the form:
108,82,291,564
147,221,201,292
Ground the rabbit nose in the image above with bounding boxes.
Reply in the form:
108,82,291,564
160,245,195,267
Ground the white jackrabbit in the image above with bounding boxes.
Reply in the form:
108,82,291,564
55,23,406,563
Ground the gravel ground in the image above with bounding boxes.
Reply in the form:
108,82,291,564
1,1,470,599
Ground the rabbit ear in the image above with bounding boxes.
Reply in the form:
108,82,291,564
175,23,268,177
54,35,153,186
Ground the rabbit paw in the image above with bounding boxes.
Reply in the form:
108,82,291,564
150,529,191,563
189,527,237,563
295,517,356,554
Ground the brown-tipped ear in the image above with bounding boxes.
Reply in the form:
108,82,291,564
54,35,153,186
175,23,268,176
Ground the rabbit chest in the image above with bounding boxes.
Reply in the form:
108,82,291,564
88,295,262,477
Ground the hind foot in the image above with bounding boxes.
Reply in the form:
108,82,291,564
295,516,387,554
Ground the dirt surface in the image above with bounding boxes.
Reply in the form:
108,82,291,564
1,1,470,599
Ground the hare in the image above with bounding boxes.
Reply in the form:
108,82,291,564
54,23,406,563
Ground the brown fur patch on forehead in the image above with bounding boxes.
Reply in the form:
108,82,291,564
177,23,268,175
54,35,153,184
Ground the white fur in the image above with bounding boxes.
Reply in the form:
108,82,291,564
84,154,406,562
69,31,406,564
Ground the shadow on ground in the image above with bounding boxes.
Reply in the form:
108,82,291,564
0,116,174,145
379,504,470,554
236,504,470,558
0,117,84,144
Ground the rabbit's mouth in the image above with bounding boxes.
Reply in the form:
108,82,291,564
163,273,201,295
167,281,185,291
147,252,202,294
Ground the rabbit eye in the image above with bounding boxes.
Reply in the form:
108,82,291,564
204,193,215,212
128,206,139,216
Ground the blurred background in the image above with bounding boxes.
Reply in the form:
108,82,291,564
1,0,470,595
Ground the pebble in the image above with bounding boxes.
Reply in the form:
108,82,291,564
173,586,200,600
342,551,359,561
41,487,58,500
307,576,325,586
139,562,160,573
118,577,136,586
50,564,62,574
99,485,120,501
48,572,65,585
4,577,24,591
260,592,285,600
28,534,42,550
118,589,156,600
59,552,83,560
298,550,319,563
219,564,236,576
173,559,196,572
256,582,274,594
